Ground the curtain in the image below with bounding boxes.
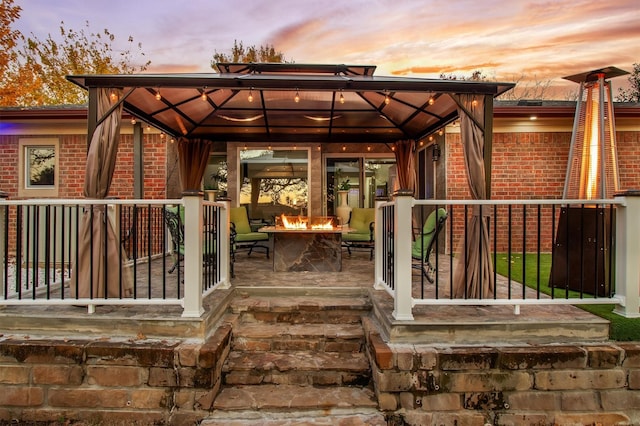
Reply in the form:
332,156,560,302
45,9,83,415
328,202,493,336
177,137,213,192
452,94,495,299
71,88,133,298
393,139,416,193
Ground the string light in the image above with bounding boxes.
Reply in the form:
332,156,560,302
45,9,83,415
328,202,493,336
130,117,136,125
472,99,478,107
109,90,118,102
248,88,254,103
317,145,321,151
201,87,208,102
438,129,444,136
155,88,161,101
384,91,390,105
339,90,345,104
294,89,300,103
367,145,371,152
428,97,435,106
342,145,346,151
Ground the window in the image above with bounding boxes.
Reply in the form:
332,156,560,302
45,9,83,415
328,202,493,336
26,146,55,187
19,138,59,197
239,148,309,222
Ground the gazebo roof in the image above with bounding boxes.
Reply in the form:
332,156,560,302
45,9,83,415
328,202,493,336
68,63,514,143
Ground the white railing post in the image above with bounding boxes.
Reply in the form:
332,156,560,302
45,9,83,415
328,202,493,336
182,191,204,317
393,190,414,320
614,191,640,318
373,198,385,290
0,192,7,298
218,200,231,289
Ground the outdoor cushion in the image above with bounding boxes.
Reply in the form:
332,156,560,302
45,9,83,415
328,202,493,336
343,208,375,241
229,207,253,234
411,208,447,260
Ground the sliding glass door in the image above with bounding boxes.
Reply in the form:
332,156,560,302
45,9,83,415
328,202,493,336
325,155,395,216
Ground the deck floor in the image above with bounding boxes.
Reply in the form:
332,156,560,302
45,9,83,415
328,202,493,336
0,248,608,343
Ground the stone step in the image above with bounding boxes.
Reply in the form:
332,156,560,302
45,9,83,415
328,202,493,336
231,322,365,352
212,384,379,413
223,351,370,386
230,294,371,324
200,409,387,425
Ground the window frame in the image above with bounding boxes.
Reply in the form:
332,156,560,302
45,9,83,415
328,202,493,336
18,138,60,198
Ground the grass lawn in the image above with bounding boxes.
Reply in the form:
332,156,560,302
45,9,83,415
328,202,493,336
494,253,640,341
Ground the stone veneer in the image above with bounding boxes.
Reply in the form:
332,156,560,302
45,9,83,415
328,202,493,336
0,325,232,425
1,314,639,424
364,318,640,426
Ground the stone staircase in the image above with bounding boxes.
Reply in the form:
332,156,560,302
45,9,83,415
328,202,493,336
202,290,386,425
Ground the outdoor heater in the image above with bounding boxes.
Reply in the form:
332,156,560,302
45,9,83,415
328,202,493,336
550,66,628,296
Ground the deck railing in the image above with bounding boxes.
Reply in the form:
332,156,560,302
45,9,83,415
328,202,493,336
374,192,640,320
3,191,639,321
0,195,231,316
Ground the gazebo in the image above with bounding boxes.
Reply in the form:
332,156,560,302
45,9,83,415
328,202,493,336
66,63,514,309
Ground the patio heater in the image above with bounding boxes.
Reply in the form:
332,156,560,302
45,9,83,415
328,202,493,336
550,66,628,296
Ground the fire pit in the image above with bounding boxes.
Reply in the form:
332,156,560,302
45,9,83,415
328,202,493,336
259,215,346,272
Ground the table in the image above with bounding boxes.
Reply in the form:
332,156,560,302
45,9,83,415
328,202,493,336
258,226,352,272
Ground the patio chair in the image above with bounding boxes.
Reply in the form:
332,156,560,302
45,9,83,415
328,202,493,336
412,207,448,283
164,205,216,274
229,206,270,260
342,208,375,260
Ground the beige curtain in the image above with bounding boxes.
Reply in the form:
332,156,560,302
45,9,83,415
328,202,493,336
452,94,495,298
177,137,213,191
393,139,416,193
71,88,133,298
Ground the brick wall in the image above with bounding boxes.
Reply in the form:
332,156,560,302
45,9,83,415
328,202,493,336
445,130,640,253
0,325,231,424
366,328,640,425
0,133,167,200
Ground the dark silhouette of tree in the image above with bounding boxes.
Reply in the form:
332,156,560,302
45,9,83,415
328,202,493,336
617,63,640,103
211,40,289,71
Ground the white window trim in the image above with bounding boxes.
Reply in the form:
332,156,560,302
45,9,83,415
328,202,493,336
18,138,60,198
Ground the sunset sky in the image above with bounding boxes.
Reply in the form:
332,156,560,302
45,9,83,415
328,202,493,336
14,0,639,97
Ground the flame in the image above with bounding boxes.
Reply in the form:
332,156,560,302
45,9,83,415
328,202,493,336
311,219,334,230
279,214,335,230
280,214,309,230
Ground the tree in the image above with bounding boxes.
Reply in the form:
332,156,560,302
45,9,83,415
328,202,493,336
1,20,150,106
617,63,640,103
497,73,555,101
0,0,21,77
211,40,289,71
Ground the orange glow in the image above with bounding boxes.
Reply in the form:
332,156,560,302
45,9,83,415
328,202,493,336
279,214,335,230
281,214,308,229
581,85,600,199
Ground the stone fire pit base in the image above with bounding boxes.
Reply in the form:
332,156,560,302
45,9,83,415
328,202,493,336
272,232,342,272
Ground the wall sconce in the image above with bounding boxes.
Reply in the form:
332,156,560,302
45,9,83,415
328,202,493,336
432,143,441,161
